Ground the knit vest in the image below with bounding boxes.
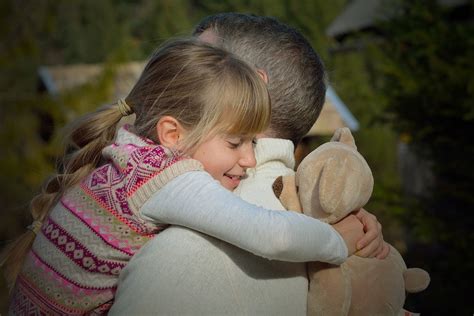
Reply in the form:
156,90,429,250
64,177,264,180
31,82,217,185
10,126,203,315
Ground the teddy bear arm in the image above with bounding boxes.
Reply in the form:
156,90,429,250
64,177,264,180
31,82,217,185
307,261,351,316
404,268,430,293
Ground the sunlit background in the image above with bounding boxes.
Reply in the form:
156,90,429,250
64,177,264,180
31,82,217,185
1,0,473,313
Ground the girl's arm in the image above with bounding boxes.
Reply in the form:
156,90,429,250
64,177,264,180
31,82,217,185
141,171,348,264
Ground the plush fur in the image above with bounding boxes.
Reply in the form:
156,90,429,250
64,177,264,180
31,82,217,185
273,128,430,316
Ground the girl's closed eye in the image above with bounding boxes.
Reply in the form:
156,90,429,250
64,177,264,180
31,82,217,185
226,137,242,149
226,137,257,149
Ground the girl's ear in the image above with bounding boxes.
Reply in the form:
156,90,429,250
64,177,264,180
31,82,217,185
156,116,185,148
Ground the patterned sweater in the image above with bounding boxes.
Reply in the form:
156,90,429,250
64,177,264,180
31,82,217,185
9,126,202,315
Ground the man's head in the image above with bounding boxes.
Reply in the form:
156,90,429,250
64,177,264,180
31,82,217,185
193,13,327,146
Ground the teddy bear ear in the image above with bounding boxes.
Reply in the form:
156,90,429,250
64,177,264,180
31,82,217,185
331,127,356,150
318,157,353,217
319,154,373,218
273,175,302,212
273,176,284,198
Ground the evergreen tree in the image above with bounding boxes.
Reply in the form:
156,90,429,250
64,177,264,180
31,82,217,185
375,1,474,313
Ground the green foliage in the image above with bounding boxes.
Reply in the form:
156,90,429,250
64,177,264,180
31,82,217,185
374,0,474,313
377,0,474,235
126,0,198,57
48,1,125,64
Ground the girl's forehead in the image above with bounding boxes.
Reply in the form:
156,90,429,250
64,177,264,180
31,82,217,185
221,132,256,140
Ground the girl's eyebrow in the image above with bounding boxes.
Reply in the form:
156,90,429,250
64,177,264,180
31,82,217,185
223,134,242,140
241,135,256,141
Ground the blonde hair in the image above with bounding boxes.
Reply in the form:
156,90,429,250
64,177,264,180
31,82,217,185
0,38,270,288
131,38,270,152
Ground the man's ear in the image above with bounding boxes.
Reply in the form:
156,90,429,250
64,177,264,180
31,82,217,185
256,69,269,84
156,116,185,148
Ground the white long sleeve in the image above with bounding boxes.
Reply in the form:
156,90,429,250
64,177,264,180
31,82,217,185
141,171,347,264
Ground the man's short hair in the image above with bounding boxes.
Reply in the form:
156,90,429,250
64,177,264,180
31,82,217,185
193,13,327,146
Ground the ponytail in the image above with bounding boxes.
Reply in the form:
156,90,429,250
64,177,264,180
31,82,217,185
0,101,132,288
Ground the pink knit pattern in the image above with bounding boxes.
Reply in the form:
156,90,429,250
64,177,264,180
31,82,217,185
10,126,203,315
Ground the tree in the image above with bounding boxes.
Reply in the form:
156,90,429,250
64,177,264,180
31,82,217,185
374,0,474,313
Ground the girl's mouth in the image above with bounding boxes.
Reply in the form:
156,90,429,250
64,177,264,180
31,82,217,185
224,173,243,181
223,173,245,189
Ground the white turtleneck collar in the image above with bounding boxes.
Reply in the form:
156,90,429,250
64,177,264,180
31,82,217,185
252,138,295,172
235,137,296,209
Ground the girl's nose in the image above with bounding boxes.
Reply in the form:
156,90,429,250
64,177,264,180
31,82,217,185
239,144,257,168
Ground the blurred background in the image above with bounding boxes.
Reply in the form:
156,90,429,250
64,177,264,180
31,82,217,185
1,0,473,314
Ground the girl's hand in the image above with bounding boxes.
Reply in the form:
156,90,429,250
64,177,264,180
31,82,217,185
353,208,390,259
332,214,365,256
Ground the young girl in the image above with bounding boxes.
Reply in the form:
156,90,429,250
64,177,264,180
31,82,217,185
3,39,361,315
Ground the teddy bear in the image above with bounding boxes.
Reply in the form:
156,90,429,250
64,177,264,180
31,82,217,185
273,127,430,316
